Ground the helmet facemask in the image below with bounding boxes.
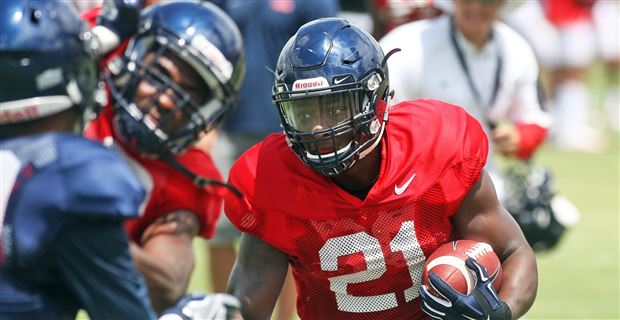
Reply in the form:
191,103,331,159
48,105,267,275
274,70,388,176
107,29,236,157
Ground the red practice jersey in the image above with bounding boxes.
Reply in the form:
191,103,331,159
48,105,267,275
225,99,489,320
85,106,224,242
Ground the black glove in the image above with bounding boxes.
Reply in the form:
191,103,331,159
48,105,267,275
97,0,142,42
91,0,142,56
419,257,511,320
159,293,241,320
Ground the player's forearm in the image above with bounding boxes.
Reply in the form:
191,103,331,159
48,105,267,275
130,242,193,313
130,211,199,312
228,234,289,320
228,258,281,320
497,245,538,319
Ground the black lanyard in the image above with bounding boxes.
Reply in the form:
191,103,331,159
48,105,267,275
449,17,502,118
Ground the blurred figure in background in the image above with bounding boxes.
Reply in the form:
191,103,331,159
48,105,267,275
84,1,246,313
380,0,579,252
381,0,550,185
337,0,374,34
591,0,619,131
205,1,339,319
369,0,445,39
0,0,155,318
504,0,612,152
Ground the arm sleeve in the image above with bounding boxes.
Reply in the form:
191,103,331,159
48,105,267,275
51,219,156,320
223,149,262,237
444,111,490,215
515,123,548,159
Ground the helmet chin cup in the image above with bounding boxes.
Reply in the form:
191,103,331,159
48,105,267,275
369,119,381,134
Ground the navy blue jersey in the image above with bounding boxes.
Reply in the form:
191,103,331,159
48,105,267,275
0,133,156,319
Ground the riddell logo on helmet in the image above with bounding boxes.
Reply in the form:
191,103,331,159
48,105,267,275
0,106,39,124
293,77,328,90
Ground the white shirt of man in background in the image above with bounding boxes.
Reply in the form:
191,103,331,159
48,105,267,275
380,12,551,198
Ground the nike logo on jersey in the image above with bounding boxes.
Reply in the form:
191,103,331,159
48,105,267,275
394,173,416,195
334,75,350,85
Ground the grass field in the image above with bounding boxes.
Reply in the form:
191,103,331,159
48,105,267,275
526,135,619,319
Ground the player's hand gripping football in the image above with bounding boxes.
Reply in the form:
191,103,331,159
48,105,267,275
419,257,512,320
159,293,242,320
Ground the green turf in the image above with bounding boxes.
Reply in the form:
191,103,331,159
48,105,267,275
188,240,212,293
524,134,619,319
521,64,620,319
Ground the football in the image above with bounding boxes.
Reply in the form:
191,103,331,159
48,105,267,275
422,240,502,296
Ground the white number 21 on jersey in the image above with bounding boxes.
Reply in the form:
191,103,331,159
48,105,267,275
318,220,426,313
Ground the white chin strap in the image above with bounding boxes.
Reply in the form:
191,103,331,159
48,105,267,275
90,25,121,57
306,141,353,160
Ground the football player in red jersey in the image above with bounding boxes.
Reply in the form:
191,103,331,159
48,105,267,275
224,18,537,320
84,1,246,313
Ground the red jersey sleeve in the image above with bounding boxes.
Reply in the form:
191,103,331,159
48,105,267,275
442,106,489,215
224,135,296,248
224,142,262,235
402,99,488,216
515,123,547,160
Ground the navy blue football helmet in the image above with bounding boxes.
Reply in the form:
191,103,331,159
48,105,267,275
273,18,393,176
0,0,98,128
107,1,245,156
